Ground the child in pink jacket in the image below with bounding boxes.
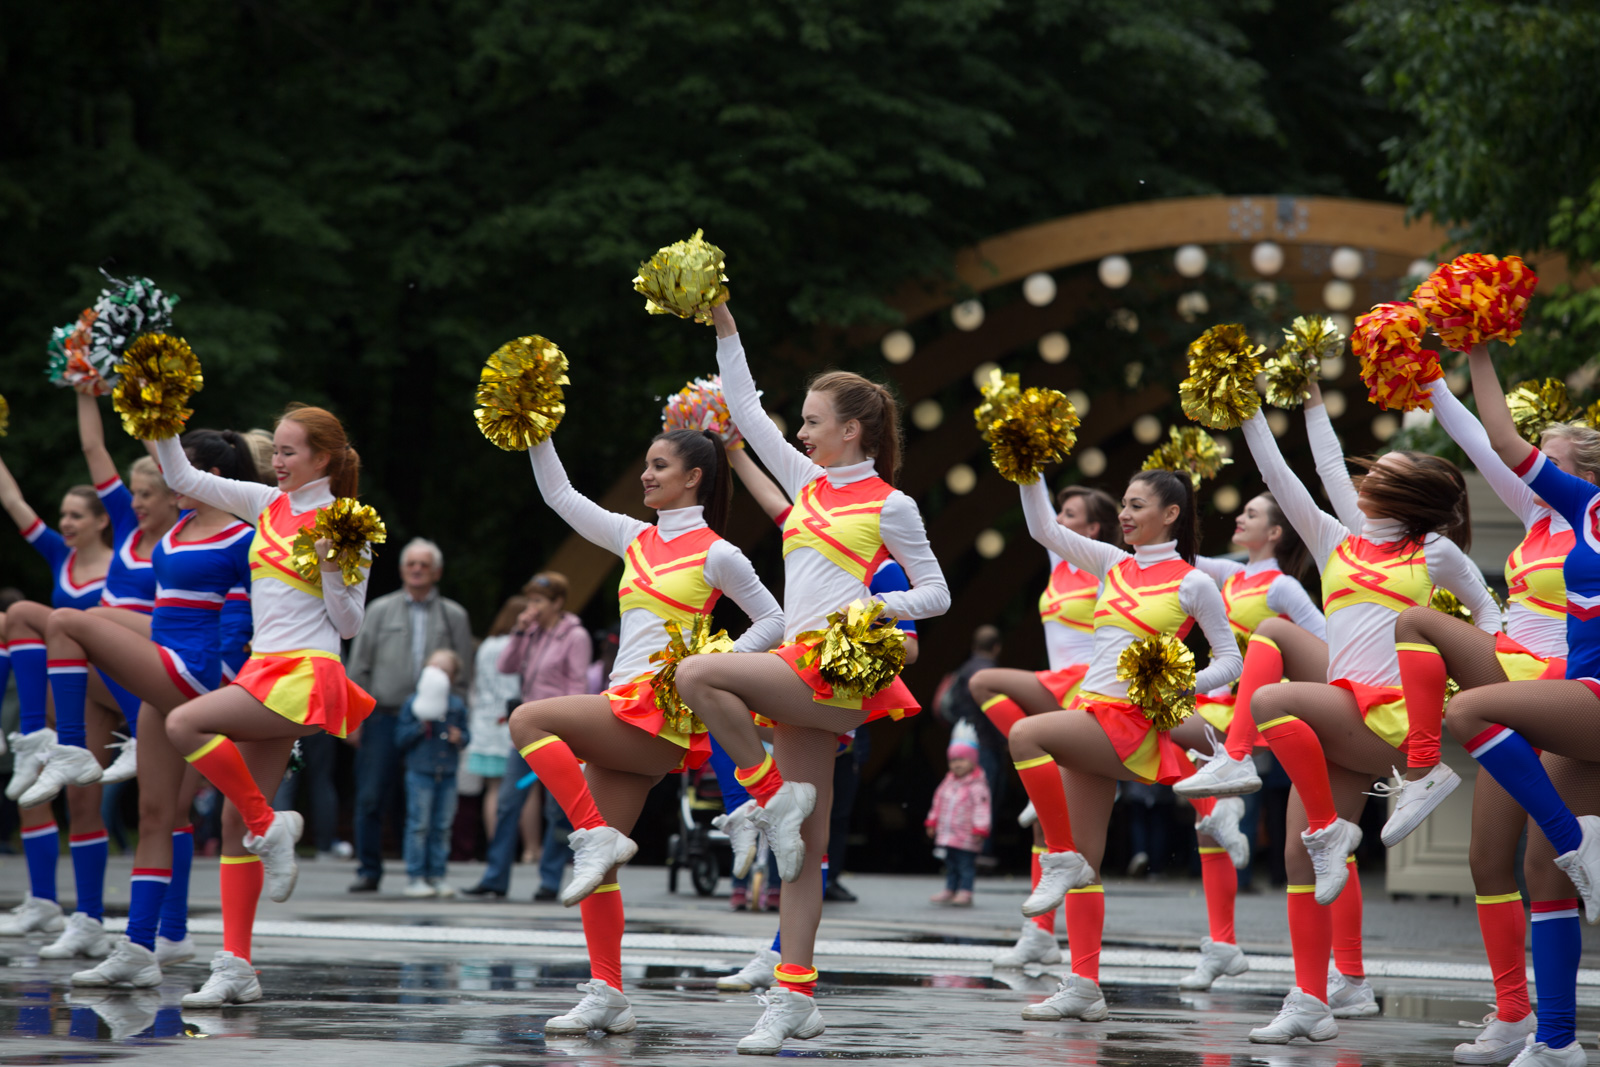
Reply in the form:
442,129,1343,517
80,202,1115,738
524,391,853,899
926,734,991,906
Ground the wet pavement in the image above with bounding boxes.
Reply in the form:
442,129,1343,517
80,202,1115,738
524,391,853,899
6,856,1600,1064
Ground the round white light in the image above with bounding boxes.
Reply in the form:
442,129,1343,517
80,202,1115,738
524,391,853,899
1323,390,1347,417
1252,281,1279,307
1266,411,1290,437
1175,244,1208,278
1407,258,1436,280
1098,255,1132,289
1330,246,1364,280
1212,434,1232,458
1213,486,1241,514
976,529,1006,559
1321,355,1346,381
880,329,915,364
1133,414,1163,444
1038,332,1070,363
1078,447,1107,477
911,399,943,431
946,464,977,495
1177,290,1210,322
1252,241,1284,276
972,362,1001,389
952,300,985,331
1372,414,1399,442
1065,390,1090,417
1323,279,1355,311
1023,272,1057,307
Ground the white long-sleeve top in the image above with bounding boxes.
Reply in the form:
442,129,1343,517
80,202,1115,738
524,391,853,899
1042,550,1098,669
153,436,367,655
528,440,784,687
1021,480,1241,699
1192,555,1328,640
1239,411,1501,687
1426,378,1569,658
1305,405,1365,535
716,333,950,638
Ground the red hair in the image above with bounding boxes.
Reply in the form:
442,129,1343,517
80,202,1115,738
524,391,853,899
278,404,361,498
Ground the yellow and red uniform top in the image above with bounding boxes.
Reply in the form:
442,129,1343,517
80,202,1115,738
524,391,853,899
1038,555,1098,669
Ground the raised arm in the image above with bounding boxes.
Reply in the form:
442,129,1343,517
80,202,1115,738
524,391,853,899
713,304,822,498
1303,383,1363,535
1239,412,1349,566
1021,478,1126,578
1426,537,1502,636
1182,574,1244,693
527,439,649,558
0,453,41,534
1425,377,1542,528
877,493,951,620
705,542,785,652
1465,344,1540,474
727,447,792,522
153,435,277,525
76,391,120,488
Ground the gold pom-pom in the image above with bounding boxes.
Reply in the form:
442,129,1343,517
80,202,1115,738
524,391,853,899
648,614,736,736
1264,315,1345,409
1179,324,1265,430
1141,426,1231,488
795,599,907,701
1585,400,1600,432
1506,379,1576,445
1351,303,1442,412
474,336,569,451
1429,587,1472,624
633,228,730,325
289,499,388,587
973,368,1021,441
0,395,8,437
986,387,1080,485
1412,253,1538,350
1115,634,1196,732
110,334,204,440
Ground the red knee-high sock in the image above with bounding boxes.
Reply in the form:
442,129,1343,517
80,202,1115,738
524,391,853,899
1065,886,1105,982
220,856,263,962
185,737,274,837
776,963,818,997
1030,847,1056,933
1397,642,1447,769
1015,756,1074,853
982,695,1027,739
1199,848,1237,945
1258,715,1337,830
580,882,625,990
1287,885,1332,1003
1330,857,1364,979
519,737,604,831
1477,893,1531,1023
1225,634,1285,759
736,753,786,805
1191,796,1216,818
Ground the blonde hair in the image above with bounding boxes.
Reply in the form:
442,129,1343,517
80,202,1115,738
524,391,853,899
127,456,166,491
426,648,462,680
246,429,276,485
1541,423,1600,482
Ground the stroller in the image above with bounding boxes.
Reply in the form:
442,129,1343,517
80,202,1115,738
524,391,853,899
666,762,731,896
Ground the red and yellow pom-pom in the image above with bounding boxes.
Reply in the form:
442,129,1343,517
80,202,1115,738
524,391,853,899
1412,253,1538,351
1351,303,1442,412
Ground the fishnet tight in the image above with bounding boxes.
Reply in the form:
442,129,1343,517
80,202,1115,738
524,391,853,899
1447,681,1600,764
1526,754,1600,902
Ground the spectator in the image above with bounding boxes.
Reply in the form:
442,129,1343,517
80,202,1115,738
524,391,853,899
461,572,591,901
346,537,476,893
465,595,527,844
925,724,991,906
396,650,471,897
938,625,1006,858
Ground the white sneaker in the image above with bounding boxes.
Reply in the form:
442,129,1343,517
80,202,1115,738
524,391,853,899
99,734,139,785
561,826,639,906
18,740,104,807
1552,814,1600,923
70,937,162,988
544,978,637,1035
736,987,825,1054
994,922,1063,968
38,912,114,958
715,800,762,880
181,950,263,1007
5,728,56,801
403,878,435,898
1302,818,1363,905
71,988,160,1040
155,934,196,965
1021,851,1094,917
1178,937,1249,990
1326,967,1380,1017
1373,763,1462,847
1018,802,1038,828
751,782,816,884
242,810,304,903
1248,988,1339,1043
0,895,66,936
1174,747,1262,799
1456,1010,1539,1064
718,946,781,991
430,880,457,898
1020,974,1109,1021
1195,796,1251,869
1506,1035,1586,1067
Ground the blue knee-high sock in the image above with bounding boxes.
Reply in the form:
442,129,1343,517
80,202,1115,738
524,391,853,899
1531,901,1582,1048
1467,727,1583,854
126,868,172,951
69,1006,100,1040
97,668,141,739
159,826,194,942
709,737,753,812
48,659,89,749
21,822,59,901
69,830,109,921
12,641,48,734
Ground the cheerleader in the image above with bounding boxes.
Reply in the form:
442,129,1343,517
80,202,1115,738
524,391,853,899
506,425,783,1035
152,404,374,1006
963,485,1119,970
672,303,949,1054
1005,468,1241,1023
39,430,255,991
1438,343,1600,1067
1231,397,1498,1044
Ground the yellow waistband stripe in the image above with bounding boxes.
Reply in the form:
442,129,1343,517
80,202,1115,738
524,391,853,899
1287,884,1316,894
1031,845,1048,855
1396,642,1440,655
184,735,227,764
1346,855,1357,865
593,883,621,894
1013,755,1055,771
735,754,775,786
1476,891,1523,905
1068,884,1105,895
220,854,262,865
981,694,1011,712
1197,846,1229,855
1247,634,1280,651
1258,715,1300,732
518,735,562,758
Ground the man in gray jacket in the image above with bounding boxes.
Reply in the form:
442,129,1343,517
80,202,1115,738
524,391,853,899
347,538,475,892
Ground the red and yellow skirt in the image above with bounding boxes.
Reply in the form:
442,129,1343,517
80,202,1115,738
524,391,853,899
1329,677,1408,750
604,672,711,772
1037,664,1089,708
774,637,920,724
232,649,375,739
1493,632,1567,683
1073,690,1192,785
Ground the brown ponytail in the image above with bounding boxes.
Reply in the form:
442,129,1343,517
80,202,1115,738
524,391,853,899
807,371,904,484
1349,452,1471,554
654,428,732,537
277,403,361,498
